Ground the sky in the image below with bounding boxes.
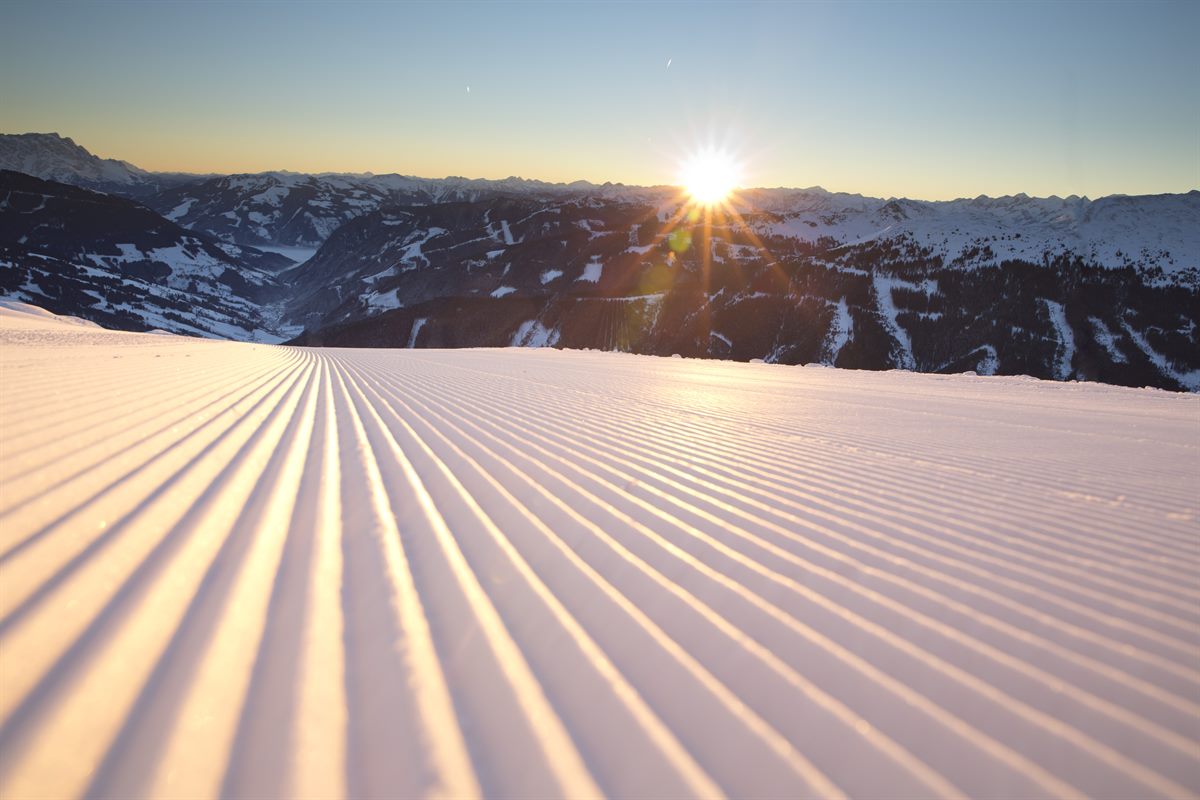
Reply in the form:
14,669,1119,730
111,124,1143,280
2,0,1197,200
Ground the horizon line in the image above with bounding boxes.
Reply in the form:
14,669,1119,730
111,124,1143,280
5,131,1198,206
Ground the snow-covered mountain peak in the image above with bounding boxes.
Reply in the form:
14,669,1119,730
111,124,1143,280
0,132,150,190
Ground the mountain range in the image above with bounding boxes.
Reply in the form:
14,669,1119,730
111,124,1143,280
0,170,289,339
1,132,1196,390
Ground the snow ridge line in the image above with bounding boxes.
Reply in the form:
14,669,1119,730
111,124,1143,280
507,378,1200,601
348,353,1197,793
0,350,311,624
336,357,601,798
83,354,323,798
380,360,1200,723
220,358,348,799
417,351,1200,530
325,358,480,798
0,354,305,541
336,359,726,799
404,355,1200,611
335,357,858,798
337,357,855,796
0,342,295,462
1,310,1198,799
346,360,1017,797
0,350,317,798
400,357,1200,638
1,349,292,483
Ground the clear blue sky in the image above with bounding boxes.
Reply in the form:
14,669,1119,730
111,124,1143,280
2,0,1197,199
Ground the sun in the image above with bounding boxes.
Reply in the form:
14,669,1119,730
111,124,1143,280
680,147,740,206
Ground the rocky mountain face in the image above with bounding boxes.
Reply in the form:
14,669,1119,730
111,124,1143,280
0,171,291,340
0,133,200,198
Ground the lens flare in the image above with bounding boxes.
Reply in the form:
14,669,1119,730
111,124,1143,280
679,147,740,206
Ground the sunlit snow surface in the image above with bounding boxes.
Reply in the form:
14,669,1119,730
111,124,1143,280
1,302,1198,800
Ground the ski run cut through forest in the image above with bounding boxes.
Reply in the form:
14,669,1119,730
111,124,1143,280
0,302,1198,799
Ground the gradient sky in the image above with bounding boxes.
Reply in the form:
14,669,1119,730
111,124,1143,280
2,0,1197,200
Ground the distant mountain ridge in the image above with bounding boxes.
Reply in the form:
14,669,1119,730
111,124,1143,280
143,171,666,248
0,171,290,340
0,133,148,188
735,187,1200,281
0,133,208,198
1,133,1197,391
3,132,1196,276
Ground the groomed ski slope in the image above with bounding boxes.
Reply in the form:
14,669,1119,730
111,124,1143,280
1,302,1198,800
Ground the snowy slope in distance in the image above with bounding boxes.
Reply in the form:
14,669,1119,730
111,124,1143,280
0,302,1198,799
739,188,1200,275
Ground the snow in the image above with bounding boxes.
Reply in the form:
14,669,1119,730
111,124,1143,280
823,297,854,364
540,269,563,284
306,213,342,242
499,219,516,246
577,259,604,283
1120,322,1200,391
165,199,195,222
147,243,219,275
1042,299,1076,380
1090,317,1128,364
973,344,1000,376
406,316,428,348
250,183,290,208
491,286,516,298
1,304,1198,800
400,226,447,266
362,288,403,312
872,276,917,370
510,319,560,347
0,299,99,327
0,133,150,188
749,189,1200,276
114,243,142,261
